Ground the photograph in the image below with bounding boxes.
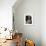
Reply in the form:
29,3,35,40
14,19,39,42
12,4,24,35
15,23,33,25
24,14,33,25
26,15,32,24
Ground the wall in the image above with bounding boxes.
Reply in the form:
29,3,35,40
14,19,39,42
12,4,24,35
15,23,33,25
41,0,46,46
13,0,41,46
0,0,16,30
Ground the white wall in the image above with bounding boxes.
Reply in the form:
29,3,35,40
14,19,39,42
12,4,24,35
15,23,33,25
41,0,46,46
13,0,46,46
0,0,16,30
13,0,41,46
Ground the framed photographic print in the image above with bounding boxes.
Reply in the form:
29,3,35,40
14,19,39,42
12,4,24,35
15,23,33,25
24,13,33,25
